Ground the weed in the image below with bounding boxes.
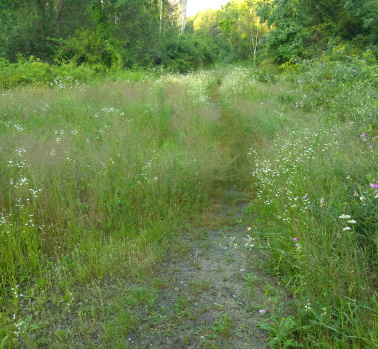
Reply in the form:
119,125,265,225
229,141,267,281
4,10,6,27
211,313,233,338
189,279,212,294
242,273,256,292
174,295,196,321
225,251,234,264
259,315,300,348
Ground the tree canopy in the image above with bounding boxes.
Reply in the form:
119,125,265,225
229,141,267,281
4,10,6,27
0,0,377,70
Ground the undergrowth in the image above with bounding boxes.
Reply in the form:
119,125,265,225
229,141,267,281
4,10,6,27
0,69,240,347
249,53,377,348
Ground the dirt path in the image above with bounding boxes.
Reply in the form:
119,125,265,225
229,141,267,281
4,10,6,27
128,190,288,349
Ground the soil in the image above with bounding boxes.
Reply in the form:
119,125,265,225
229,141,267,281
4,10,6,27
128,189,289,349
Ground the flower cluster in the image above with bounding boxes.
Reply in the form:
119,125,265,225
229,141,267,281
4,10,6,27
154,70,214,104
219,67,256,103
243,233,255,249
49,75,86,91
371,182,378,198
339,213,357,231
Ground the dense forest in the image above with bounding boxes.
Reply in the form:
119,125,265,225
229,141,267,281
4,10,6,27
1,0,377,72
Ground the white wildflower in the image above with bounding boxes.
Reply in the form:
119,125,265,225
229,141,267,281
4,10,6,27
339,214,351,219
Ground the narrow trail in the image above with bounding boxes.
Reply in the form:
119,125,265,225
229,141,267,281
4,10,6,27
128,190,289,348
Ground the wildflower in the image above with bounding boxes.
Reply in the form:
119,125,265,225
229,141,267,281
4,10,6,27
347,220,356,224
293,237,298,242
304,302,312,312
361,132,366,140
19,178,28,185
320,197,324,205
259,309,266,315
343,227,352,231
244,234,255,248
370,183,378,189
339,214,351,219
360,196,366,201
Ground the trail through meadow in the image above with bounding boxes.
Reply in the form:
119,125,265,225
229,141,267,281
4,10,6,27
4,65,374,348
1,67,290,348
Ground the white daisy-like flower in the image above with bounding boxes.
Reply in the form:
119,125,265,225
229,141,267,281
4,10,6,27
339,214,351,219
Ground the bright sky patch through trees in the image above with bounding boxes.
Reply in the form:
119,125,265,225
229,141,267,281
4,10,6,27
186,0,230,16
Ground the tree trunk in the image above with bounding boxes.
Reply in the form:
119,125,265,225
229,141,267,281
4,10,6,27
159,0,163,34
53,0,65,28
181,0,187,33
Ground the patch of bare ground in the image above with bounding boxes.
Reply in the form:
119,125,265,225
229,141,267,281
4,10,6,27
129,190,291,349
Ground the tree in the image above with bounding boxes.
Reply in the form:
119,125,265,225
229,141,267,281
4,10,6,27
181,0,188,33
257,0,378,63
0,0,183,68
193,8,218,32
199,0,267,62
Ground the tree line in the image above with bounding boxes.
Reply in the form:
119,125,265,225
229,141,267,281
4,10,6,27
0,0,377,72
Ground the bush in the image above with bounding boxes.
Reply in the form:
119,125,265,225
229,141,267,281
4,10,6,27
161,35,215,73
0,56,107,89
0,57,52,88
280,53,378,123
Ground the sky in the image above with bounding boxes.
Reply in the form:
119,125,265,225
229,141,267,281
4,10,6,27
186,0,231,17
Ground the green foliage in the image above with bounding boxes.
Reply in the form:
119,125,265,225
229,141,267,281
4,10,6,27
161,35,215,73
0,57,104,89
281,51,378,122
260,20,313,63
0,69,245,344
0,0,179,70
190,0,269,63
211,313,233,338
55,29,124,69
248,57,377,347
1,0,378,72
259,315,300,348
0,57,51,88
257,0,378,63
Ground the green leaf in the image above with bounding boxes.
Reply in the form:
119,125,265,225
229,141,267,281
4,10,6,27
0,336,9,349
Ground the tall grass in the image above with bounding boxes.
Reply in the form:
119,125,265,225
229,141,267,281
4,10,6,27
0,60,376,347
247,55,378,348
0,70,242,346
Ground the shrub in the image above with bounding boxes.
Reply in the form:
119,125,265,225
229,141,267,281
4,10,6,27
281,52,378,123
161,35,215,73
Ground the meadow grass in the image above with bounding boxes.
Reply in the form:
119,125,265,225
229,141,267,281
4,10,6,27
249,122,377,347
0,61,377,347
246,56,378,348
0,70,241,347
